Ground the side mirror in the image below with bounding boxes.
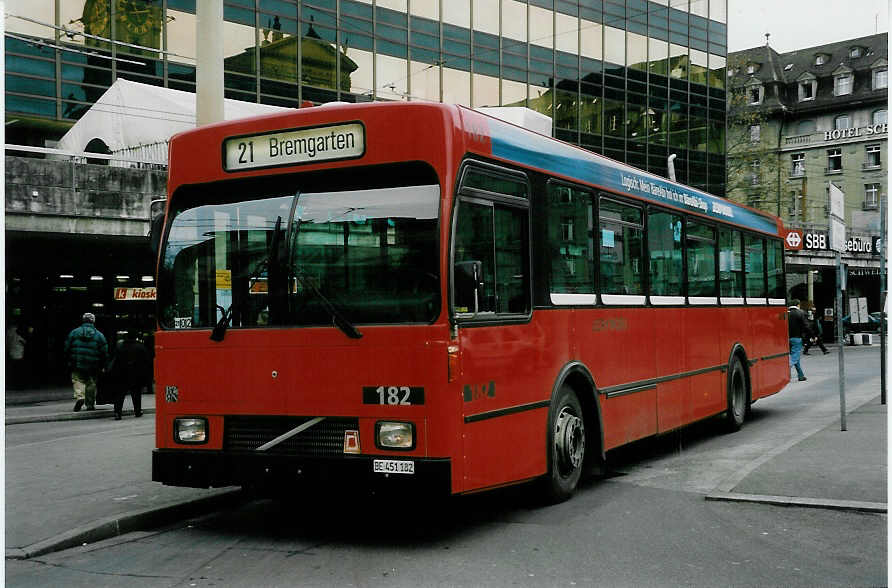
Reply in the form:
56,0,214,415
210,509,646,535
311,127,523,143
454,260,482,317
148,198,167,260
149,213,165,260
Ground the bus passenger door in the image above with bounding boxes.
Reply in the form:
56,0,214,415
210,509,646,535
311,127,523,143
451,165,545,493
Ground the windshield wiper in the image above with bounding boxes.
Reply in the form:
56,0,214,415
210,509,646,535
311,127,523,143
293,268,363,339
287,191,362,340
210,215,283,342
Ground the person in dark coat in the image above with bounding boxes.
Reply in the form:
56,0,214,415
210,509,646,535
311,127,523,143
111,330,151,419
788,299,812,382
802,302,829,355
64,312,108,411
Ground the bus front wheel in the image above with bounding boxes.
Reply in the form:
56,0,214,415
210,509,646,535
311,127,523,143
724,356,748,432
542,385,586,503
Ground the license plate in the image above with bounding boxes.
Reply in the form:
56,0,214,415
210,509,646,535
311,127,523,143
373,459,415,475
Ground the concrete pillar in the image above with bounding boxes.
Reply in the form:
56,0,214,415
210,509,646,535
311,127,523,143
196,0,224,126
807,269,815,304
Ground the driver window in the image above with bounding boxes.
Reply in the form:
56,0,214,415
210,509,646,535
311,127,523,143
452,166,530,317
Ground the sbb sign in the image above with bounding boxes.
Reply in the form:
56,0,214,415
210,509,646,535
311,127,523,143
800,232,876,254
783,229,803,250
804,232,827,250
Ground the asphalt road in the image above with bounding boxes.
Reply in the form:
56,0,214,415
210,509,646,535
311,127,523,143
6,347,887,587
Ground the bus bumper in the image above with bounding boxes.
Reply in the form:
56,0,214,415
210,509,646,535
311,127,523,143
152,449,452,495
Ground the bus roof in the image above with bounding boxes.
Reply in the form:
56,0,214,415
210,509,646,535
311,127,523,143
462,106,782,237
168,101,781,237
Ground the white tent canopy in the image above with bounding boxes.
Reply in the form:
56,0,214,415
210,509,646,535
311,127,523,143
56,78,294,165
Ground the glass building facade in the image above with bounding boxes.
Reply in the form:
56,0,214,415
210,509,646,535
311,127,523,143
5,0,728,194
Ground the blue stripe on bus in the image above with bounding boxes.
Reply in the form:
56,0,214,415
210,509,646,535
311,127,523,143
486,118,779,235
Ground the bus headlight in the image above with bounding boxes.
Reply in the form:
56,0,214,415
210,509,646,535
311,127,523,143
174,418,208,444
376,422,414,450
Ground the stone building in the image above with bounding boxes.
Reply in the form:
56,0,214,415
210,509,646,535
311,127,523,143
727,33,887,338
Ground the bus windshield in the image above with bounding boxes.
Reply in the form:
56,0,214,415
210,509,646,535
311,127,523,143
159,178,441,331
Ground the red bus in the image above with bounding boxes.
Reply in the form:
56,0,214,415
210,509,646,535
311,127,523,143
152,102,789,502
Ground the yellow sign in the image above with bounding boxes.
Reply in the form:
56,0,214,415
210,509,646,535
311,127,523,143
215,270,232,290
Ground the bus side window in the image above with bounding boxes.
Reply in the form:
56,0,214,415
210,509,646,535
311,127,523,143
647,208,684,298
719,228,745,299
454,201,496,314
546,183,595,297
599,197,644,296
745,235,766,300
766,238,784,300
453,199,530,317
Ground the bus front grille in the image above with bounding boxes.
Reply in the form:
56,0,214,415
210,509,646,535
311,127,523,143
223,416,358,457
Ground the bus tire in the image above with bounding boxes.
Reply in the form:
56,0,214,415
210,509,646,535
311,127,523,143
724,356,747,432
542,385,586,503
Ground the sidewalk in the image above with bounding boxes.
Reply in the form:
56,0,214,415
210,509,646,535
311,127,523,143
6,385,155,424
5,386,244,560
706,399,886,512
5,349,887,560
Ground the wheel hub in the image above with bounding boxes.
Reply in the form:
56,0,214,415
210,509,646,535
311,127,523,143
555,407,585,474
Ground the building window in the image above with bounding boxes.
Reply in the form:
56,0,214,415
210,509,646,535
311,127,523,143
798,79,816,101
815,54,827,66
827,148,842,172
834,73,853,96
791,153,805,177
866,144,881,168
874,68,888,90
750,159,761,185
561,217,574,241
834,114,851,130
746,63,757,74
789,190,800,219
749,124,760,142
850,46,863,58
798,119,816,134
748,84,763,105
865,183,880,208
874,109,888,125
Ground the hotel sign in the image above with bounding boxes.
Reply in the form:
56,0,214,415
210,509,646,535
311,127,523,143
823,123,887,141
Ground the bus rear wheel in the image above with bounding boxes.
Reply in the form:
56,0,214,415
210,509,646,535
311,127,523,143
542,386,586,503
724,356,747,432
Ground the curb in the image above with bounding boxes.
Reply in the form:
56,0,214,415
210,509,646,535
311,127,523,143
705,491,886,513
6,408,156,425
5,488,246,560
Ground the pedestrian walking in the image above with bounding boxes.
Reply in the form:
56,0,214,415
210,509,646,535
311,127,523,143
788,299,812,382
6,320,28,390
64,312,108,412
110,330,151,419
802,302,829,355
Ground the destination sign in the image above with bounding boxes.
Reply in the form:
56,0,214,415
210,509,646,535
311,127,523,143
223,122,365,171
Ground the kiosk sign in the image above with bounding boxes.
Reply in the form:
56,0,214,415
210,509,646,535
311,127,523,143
114,287,156,301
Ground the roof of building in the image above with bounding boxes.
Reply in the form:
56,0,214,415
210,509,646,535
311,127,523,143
56,78,294,165
728,32,887,113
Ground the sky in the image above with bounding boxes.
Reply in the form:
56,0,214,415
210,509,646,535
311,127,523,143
727,0,889,53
